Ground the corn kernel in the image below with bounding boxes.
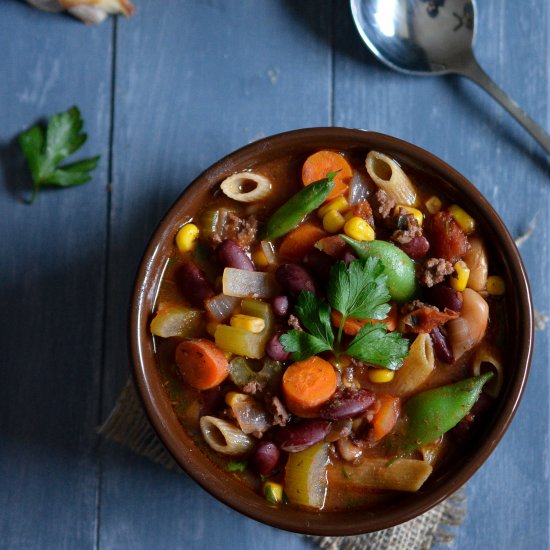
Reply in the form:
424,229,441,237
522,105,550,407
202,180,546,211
225,391,247,407
175,223,199,253
368,368,395,383
322,209,346,233
263,481,284,504
425,196,442,214
449,204,476,234
318,196,349,218
252,248,269,268
230,314,265,333
395,205,424,226
486,275,505,295
344,216,375,241
450,261,470,292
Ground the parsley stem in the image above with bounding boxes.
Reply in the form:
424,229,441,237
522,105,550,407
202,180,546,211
335,316,346,361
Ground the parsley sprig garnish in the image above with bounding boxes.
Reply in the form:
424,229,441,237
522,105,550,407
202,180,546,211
280,257,409,370
18,106,100,203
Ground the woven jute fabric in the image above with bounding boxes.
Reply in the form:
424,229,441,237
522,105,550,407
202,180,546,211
99,378,466,549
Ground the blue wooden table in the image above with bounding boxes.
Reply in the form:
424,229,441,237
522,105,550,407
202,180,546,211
1,1,548,548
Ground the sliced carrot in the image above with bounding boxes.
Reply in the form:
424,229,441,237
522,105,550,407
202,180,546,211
330,304,398,336
175,338,229,390
370,394,400,441
302,150,352,202
282,356,338,418
278,222,327,261
315,235,346,258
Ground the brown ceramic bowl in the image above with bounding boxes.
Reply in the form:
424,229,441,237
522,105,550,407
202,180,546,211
130,128,533,535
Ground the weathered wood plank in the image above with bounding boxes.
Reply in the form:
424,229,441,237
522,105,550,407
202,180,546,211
334,2,549,549
99,1,330,548
0,2,113,549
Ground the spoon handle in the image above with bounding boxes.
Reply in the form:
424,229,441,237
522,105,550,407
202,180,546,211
458,57,550,155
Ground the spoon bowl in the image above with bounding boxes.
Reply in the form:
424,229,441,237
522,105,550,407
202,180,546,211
350,0,550,154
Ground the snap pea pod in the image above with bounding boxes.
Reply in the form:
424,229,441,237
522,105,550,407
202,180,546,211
261,176,335,241
402,372,494,452
341,236,417,303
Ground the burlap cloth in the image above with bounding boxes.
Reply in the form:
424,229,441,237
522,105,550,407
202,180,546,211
99,379,466,549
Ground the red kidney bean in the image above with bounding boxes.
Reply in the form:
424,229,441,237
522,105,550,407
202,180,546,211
303,249,333,282
275,263,317,296
266,333,291,362
319,388,376,420
177,261,215,307
216,239,255,271
272,295,290,317
430,326,454,364
273,419,332,452
427,284,463,312
251,441,281,476
398,236,430,259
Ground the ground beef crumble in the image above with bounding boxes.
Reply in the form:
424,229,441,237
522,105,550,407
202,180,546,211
418,258,454,287
391,207,423,244
372,189,396,219
288,314,303,331
242,380,266,395
211,212,258,247
265,396,290,426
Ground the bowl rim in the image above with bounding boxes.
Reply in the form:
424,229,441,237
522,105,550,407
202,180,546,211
129,127,534,536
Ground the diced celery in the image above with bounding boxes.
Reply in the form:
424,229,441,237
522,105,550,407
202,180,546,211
285,443,329,509
229,357,282,392
215,325,265,358
150,306,204,338
215,300,274,359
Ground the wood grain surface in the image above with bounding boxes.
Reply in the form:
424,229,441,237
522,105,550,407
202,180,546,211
0,1,548,549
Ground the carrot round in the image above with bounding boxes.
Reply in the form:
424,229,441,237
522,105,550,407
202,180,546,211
302,151,352,202
175,338,229,390
370,394,400,441
282,356,337,417
278,222,327,261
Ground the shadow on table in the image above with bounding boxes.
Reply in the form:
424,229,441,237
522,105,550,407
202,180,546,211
0,135,32,202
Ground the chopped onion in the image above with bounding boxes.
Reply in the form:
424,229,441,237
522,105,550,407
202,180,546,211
204,293,240,321
220,172,271,203
348,171,370,206
222,268,278,299
260,240,277,266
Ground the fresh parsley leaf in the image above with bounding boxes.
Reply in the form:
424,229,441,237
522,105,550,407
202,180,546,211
226,460,247,473
294,291,334,348
328,257,391,321
280,291,333,361
345,322,409,370
280,330,333,361
18,106,100,203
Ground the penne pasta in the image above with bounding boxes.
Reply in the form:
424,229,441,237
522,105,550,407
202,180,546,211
365,151,417,205
471,345,504,398
220,172,272,203
386,333,434,396
199,416,255,456
328,458,432,492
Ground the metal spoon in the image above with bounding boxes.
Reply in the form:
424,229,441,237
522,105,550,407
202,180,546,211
350,0,550,154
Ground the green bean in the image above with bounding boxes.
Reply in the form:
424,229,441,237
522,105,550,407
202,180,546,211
341,237,417,303
261,176,335,241
403,372,493,452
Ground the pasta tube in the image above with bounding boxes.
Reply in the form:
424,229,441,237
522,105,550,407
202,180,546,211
199,416,254,456
366,151,417,205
